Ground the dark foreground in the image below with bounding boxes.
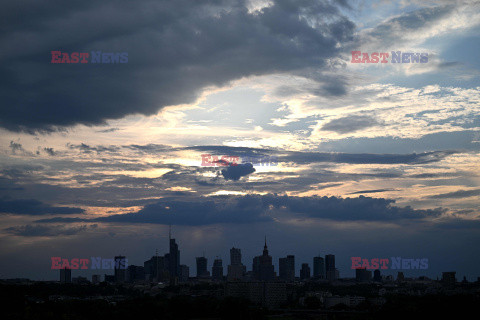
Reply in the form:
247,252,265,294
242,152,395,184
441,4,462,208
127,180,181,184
1,282,478,319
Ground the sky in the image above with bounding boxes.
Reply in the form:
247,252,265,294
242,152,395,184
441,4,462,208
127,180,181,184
0,0,479,281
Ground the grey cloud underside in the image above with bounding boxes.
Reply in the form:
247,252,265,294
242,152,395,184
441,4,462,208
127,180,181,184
429,188,480,199
321,115,380,134
4,224,95,237
348,188,397,194
0,143,460,208
35,194,445,226
62,143,457,165
184,145,456,164
0,168,408,209
0,0,355,131
0,198,84,215
358,4,455,49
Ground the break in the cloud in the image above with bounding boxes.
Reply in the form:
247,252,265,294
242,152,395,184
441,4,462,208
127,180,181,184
0,199,85,216
0,0,355,131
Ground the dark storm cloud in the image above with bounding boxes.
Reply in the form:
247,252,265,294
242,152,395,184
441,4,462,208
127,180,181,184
260,194,444,221
221,163,255,180
4,224,95,237
0,199,85,215
0,0,355,131
96,196,274,225
321,115,380,134
36,194,445,226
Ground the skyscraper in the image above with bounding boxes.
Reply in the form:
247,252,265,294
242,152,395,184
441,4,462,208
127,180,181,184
114,255,127,283
356,268,372,282
179,264,189,282
253,237,275,282
60,267,71,283
196,256,210,278
313,256,325,279
230,247,242,266
373,269,381,282
325,254,335,272
212,258,223,281
127,265,145,283
325,254,338,281
300,263,311,280
279,255,295,282
168,237,180,278
144,255,166,281
227,247,246,281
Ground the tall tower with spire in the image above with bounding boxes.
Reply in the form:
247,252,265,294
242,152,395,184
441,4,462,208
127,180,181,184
253,236,275,281
263,236,269,256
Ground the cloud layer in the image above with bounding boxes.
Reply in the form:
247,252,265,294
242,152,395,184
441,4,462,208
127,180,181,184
0,0,354,131
0,199,85,215
35,194,446,226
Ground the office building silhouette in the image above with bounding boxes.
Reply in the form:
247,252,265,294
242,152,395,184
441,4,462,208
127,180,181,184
114,255,126,283
60,267,71,283
279,255,295,282
212,258,223,281
313,256,325,279
300,263,311,280
227,247,246,281
325,254,338,281
196,256,210,278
